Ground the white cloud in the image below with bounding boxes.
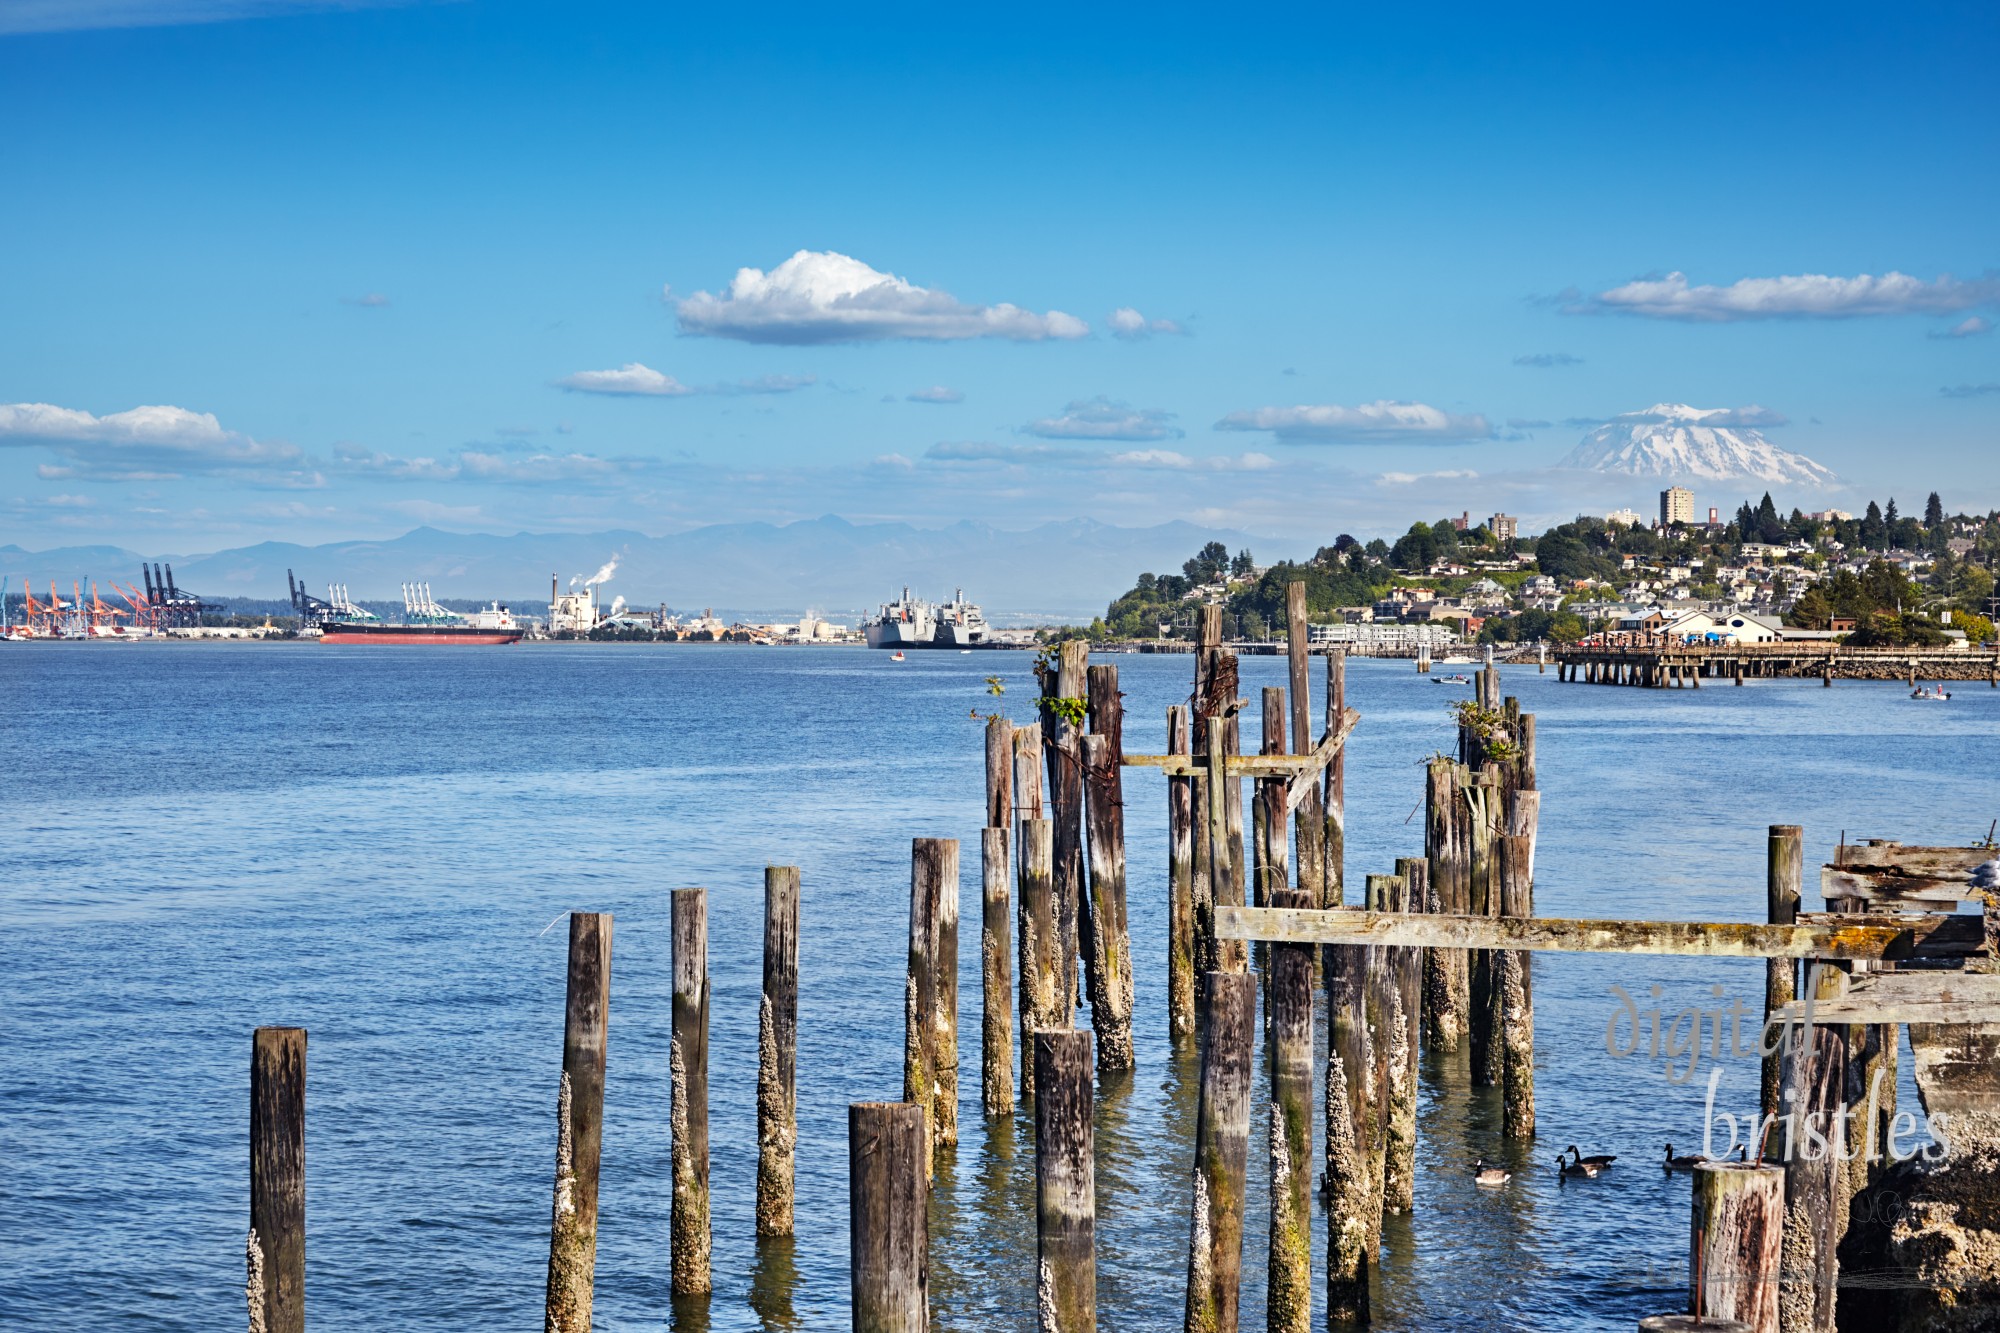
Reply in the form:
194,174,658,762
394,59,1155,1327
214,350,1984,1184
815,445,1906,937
1931,315,1993,340
1216,400,1492,443
906,386,965,404
1573,270,2000,321
1620,404,1789,427
926,441,1085,464
1376,469,1480,486
332,445,642,483
555,364,815,396
1024,396,1182,442
0,0,423,36
1107,307,1186,339
675,250,1089,344
0,401,305,478
557,363,694,396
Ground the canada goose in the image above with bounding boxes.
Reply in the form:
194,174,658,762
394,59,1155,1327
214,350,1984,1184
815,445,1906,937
1473,1157,1510,1186
1662,1143,1706,1172
1557,1154,1599,1179
1565,1144,1617,1170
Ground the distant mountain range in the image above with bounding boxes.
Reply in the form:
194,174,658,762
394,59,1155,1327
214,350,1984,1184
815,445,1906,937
0,515,1273,623
1558,403,1838,487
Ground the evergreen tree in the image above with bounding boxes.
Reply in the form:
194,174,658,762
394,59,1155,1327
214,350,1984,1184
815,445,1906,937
1230,548,1256,578
1925,492,1945,528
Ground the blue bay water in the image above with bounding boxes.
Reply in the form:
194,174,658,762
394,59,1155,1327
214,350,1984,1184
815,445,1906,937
2,643,1995,1330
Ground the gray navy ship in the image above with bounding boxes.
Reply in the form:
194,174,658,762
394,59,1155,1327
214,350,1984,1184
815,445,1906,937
864,587,991,649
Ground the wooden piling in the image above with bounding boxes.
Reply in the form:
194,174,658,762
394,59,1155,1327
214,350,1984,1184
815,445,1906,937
1324,938,1375,1325
671,888,711,1296
1254,686,1289,980
904,838,960,1161
758,868,800,1237
1497,834,1535,1140
1762,826,1803,1122
1286,583,1326,907
1035,1030,1097,1333
1015,722,1046,824
1324,647,1347,905
1779,1016,1845,1331
1423,757,1469,1050
1168,705,1197,1042
251,1025,307,1333
1083,665,1135,1071
1018,818,1067,1100
982,827,1016,1117
986,714,1014,831
1267,888,1314,1333
1692,1161,1784,1333
1468,767,1502,1087
1046,640,1090,1016
1366,873,1416,1217
544,915,610,1333
849,1102,928,1333
1201,647,1247,975
1185,971,1255,1333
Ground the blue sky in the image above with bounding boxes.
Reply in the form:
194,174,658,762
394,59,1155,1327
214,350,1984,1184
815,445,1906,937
2,0,1996,553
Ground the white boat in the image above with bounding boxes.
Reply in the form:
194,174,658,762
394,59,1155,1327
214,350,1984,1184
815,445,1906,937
1910,686,1951,702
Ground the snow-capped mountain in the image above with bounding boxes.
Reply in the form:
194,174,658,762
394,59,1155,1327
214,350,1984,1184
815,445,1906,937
1557,404,1837,486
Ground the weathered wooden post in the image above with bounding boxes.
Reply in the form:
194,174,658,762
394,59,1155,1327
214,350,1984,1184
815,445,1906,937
1015,722,1046,825
1045,640,1090,1015
1018,818,1066,1099
1036,1029,1097,1333
982,826,1015,1117
1324,934,1375,1325
1762,825,1803,1122
1167,705,1197,1042
1779,1018,1846,1331
1286,583,1325,906
1366,873,1416,1218
1201,646,1247,975
986,714,1014,830
1082,664,1135,1070
1324,648,1347,911
251,1025,306,1333
1254,686,1289,983
849,1101,928,1333
1692,1160,1784,1333
1423,757,1469,1049
544,915,610,1333
1267,888,1314,1333
1496,835,1535,1140
757,868,800,1237
671,888,711,1296
904,838,959,1166
1185,970,1254,1333
1468,766,1503,1086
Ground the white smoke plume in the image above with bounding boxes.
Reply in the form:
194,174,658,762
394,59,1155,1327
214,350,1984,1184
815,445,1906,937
610,595,627,616
584,555,619,587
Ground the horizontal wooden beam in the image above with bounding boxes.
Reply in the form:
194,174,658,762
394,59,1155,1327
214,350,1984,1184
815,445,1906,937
1215,906,1962,961
1820,869,1971,906
1126,708,1360,781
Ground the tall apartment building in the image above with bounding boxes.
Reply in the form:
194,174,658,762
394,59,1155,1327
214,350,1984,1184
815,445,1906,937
1489,513,1518,542
1660,486,1695,526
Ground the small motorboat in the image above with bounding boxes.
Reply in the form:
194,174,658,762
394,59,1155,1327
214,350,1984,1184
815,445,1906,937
890,651,906,662
1910,685,1951,701
1431,673,1473,685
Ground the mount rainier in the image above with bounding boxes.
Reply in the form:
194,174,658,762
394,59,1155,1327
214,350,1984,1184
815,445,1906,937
1557,404,1837,486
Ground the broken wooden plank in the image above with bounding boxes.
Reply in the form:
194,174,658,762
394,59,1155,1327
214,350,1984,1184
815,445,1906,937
1820,868,1978,906
1793,910,1986,955
1771,971,2000,1026
1214,906,1962,961
1829,843,1993,877
1285,708,1361,813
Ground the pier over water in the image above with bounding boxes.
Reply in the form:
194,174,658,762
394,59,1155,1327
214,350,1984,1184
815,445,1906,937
1556,641,2000,688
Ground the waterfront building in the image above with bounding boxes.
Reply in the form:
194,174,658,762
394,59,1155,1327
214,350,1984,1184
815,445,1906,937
1308,621,1460,649
1660,486,1696,526
1489,513,1518,542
